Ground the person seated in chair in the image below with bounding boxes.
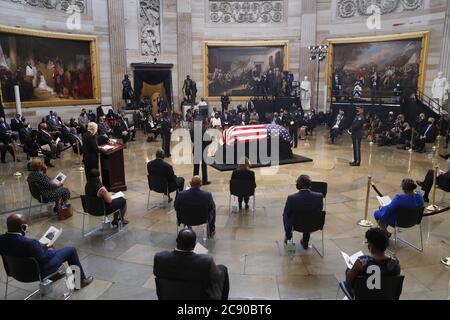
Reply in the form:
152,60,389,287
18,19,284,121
147,149,185,201
0,213,94,289
37,122,63,159
175,176,216,238
85,169,129,227
344,228,401,298
0,117,19,164
231,157,256,211
153,228,229,300
413,117,437,153
27,158,71,212
416,169,450,203
283,175,323,249
373,178,424,237
117,113,136,144
24,130,54,167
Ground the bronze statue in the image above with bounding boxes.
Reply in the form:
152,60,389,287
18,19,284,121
122,74,134,107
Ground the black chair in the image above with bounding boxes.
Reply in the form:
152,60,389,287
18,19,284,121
27,181,48,218
80,195,124,240
291,211,326,258
1,255,70,300
311,182,328,210
147,175,170,210
176,203,210,241
337,275,405,300
229,179,256,216
155,277,209,300
391,207,425,252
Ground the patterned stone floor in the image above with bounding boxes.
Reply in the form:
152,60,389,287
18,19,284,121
0,126,449,300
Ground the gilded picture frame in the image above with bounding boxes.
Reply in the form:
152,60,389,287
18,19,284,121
325,31,430,101
203,40,289,101
0,24,101,109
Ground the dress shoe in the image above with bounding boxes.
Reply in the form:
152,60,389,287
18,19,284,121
168,197,173,203
208,230,216,238
245,204,250,210
350,162,360,167
203,181,212,186
300,239,309,250
78,276,94,289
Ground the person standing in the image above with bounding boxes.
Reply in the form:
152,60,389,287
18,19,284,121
161,111,172,158
82,122,100,178
349,106,365,167
190,119,211,185
221,92,230,114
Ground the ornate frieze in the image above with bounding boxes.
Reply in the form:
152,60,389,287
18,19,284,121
4,0,87,14
139,0,161,56
337,0,423,18
209,0,283,24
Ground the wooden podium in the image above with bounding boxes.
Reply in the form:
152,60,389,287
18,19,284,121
99,143,127,192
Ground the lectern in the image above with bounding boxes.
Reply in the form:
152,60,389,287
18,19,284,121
99,144,127,192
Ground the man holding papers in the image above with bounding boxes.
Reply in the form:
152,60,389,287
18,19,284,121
82,122,101,178
0,214,94,289
373,178,424,237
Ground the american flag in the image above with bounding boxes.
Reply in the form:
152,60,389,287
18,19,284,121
222,124,292,146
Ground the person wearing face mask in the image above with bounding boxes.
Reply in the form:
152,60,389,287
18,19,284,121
0,213,94,289
413,117,437,153
343,228,401,299
10,114,24,132
117,113,136,144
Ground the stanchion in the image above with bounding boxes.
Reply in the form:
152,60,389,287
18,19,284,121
426,165,441,212
358,176,374,228
409,128,415,153
75,139,84,172
11,142,22,177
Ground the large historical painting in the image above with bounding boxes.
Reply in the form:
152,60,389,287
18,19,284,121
327,32,429,101
0,25,100,108
205,41,288,99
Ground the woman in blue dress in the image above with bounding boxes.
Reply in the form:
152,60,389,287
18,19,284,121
373,178,424,237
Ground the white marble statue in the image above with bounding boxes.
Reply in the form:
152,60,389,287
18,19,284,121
432,72,449,106
300,76,311,110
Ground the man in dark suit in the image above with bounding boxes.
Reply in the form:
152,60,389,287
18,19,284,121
283,175,324,249
160,111,172,157
329,110,346,144
117,113,136,144
24,130,53,167
82,122,101,178
190,119,211,185
147,149,185,200
37,122,63,159
0,213,93,288
417,168,450,203
221,92,230,114
349,106,365,166
175,176,216,237
10,114,24,132
414,117,437,153
153,228,229,300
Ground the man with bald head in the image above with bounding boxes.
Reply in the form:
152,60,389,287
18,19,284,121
174,176,216,237
153,228,229,300
0,214,94,288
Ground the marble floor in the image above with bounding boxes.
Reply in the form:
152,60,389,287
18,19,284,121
0,126,449,300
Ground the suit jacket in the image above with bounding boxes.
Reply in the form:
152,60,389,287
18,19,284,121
0,122,12,143
231,169,256,190
421,124,437,143
175,188,215,216
10,118,23,132
283,190,324,231
153,250,224,300
82,131,99,169
37,129,54,146
147,158,178,189
0,233,61,277
438,170,450,191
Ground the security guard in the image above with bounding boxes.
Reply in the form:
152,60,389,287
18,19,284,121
160,111,172,158
349,106,365,167
289,108,303,148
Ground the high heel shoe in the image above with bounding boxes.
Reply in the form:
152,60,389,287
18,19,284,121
111,220,119,228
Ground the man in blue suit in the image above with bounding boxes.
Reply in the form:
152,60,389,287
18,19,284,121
175,176,216,238
283,175,324,249
0,214,94,289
